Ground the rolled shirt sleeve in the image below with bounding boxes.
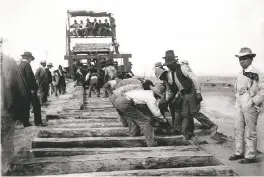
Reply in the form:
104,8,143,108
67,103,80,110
181,65,201,93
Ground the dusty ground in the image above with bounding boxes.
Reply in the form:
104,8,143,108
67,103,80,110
199,84,264,176
11,77,264,176
13,80,76,160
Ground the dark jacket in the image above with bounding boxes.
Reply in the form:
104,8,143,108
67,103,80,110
45,68,52,84
1,57,30,121
18,60,38,92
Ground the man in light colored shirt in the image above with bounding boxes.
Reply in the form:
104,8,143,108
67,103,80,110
229,47,264,164
114,84,167,147
71,20,80,37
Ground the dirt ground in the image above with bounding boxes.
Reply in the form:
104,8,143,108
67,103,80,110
11,78,264,176
199,84,264,176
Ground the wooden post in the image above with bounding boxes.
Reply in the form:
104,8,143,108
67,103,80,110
123,57,129,72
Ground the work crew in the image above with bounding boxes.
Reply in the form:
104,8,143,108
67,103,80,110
35,60,49,105
114,84,167,147
18,52,47,127
229,47,264,164
163,50,217,140
1,56,30,175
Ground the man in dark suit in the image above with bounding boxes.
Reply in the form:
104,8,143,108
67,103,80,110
35,60,49,104
45,62,53,97
1,55,30,175
18,51,47,127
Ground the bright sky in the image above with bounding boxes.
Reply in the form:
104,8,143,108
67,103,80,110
0,0,263,76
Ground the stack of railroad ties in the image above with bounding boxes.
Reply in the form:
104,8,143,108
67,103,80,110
9,55,235,176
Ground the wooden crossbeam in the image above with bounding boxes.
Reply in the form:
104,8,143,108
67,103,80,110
32,135,187,148
64,54,132,60
31,146,200,157
12,149,218,175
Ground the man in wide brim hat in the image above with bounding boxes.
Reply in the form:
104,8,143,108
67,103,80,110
229,47,263,164
235,47,256,58
47,62,53,67
162,50,178,66
21,51,35,60
161,49,218,140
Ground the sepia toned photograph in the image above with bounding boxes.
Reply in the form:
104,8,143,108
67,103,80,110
0,0,263,176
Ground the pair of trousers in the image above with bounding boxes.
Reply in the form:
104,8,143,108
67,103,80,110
168,97,182,131
115,96,157,147
31,93,43,125
88,78,100,97
39,86,49,105
1,114,16,175
234,93,259,159
110,96,128,127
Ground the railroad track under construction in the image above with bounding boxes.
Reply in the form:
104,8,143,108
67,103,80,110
10,86,235,176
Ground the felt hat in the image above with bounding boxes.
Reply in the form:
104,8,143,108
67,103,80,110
155,62,162,67
235,47,256,58
47,62,53,67
21,51,35,60
163,50,178,66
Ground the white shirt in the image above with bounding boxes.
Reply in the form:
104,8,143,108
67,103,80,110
124,90,162,117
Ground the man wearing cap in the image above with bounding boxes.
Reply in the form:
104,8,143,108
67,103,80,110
114,84,167,147
35,60,49,105
229,47,264,164
18,52,46,127
163,50,217,140
45,62,53,97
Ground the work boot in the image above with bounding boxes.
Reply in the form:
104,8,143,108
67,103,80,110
35,122,48,127
239,158,256,164
23,122,33,127
229,154,244,161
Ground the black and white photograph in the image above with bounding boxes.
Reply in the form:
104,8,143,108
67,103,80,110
0,0,264,176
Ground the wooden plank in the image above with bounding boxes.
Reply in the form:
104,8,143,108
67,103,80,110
31,145,200,157
38,127,129,138
82,104,113,109
64,54,132,60
46,114,118,120
11,150,218,175
46,122,123,128
82,108,116,112
47,118,119,125
58,110,118,115
70,166,234,176
32,135,188,148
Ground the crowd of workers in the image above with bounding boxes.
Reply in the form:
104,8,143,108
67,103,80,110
1,47,263,175
80,48,264,165
70,18,113,37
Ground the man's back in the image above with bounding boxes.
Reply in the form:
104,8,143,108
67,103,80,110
18,60,38,91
